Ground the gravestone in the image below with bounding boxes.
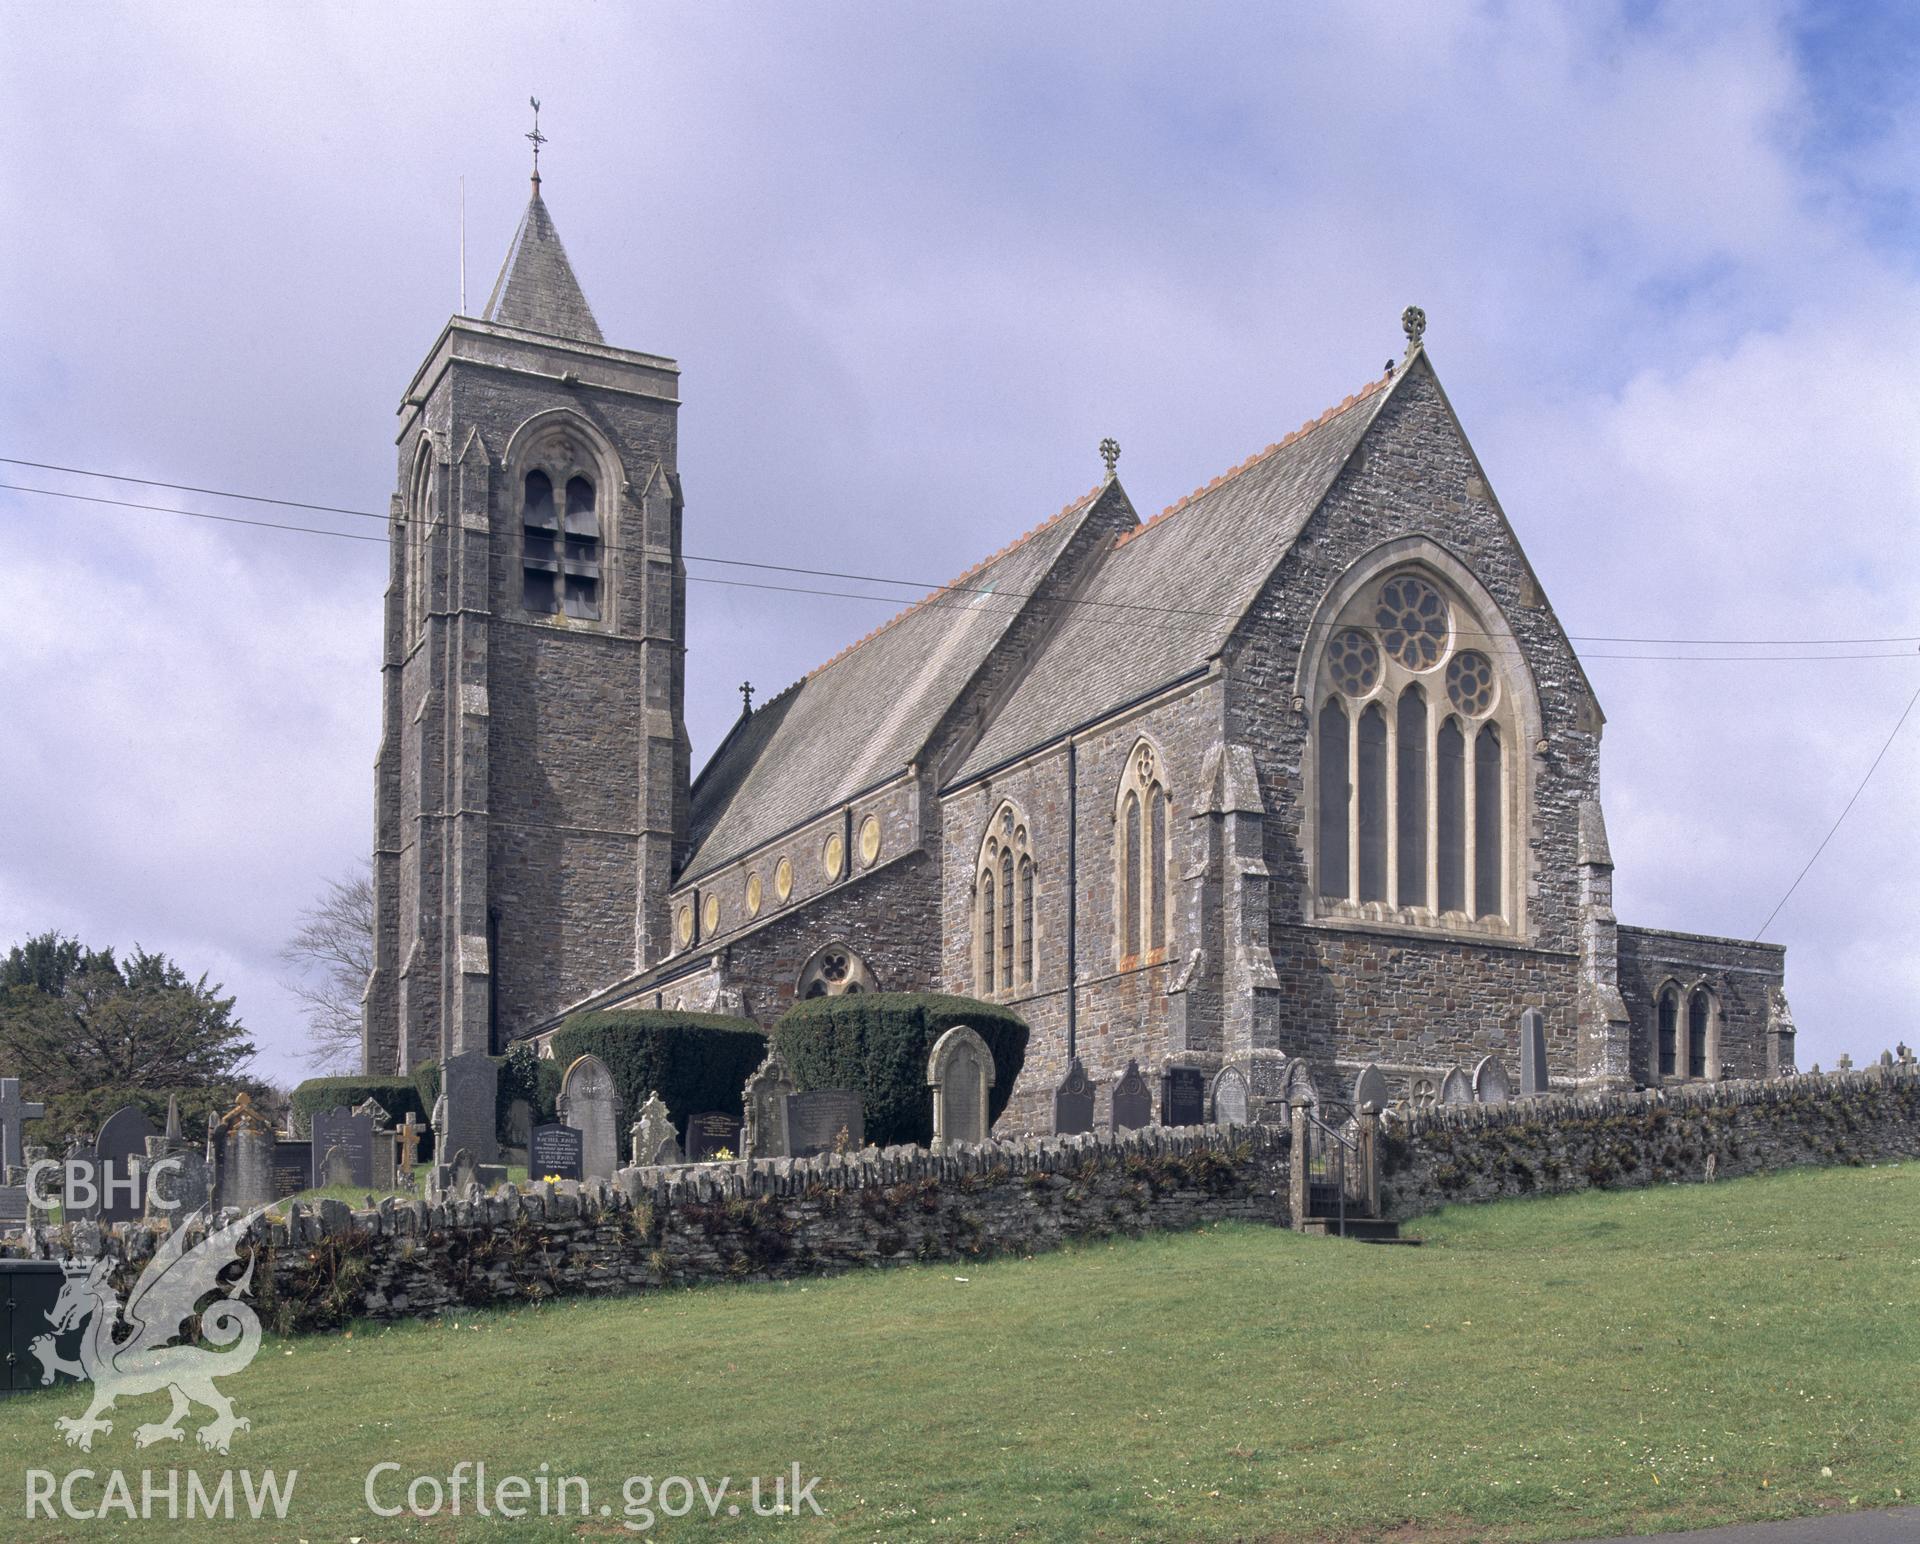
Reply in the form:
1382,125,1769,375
1210,1064,1250,1126
221,1125,279,1211
1160,1066,1206,1127
528,1123,584,1181
61,1136,98,1221
146,1146,211,1218
1053,1058,1096,1136
630,1092,679,1168
557,1054,621,1180
1352,1063,1390,1113
270,1140,312,1198
1440,1065,1474,1105
0,1078,46,1176
928,1025,996,1149
785,1090,864,1158
1473,1055,1512,1105
396,1112,425,1190
0,1187,27,1226
1109,1060,1153,1131
685,1112,741,1163
504,1098,533,1149
1518,1009,1549,1097
440,1049,500,1166
449,1148,479,1196
309,1108,376,1189
95,1104,159,1224
742,1051,795,1159
318,1145,353,1188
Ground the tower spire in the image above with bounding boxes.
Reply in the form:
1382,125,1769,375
526,96,546,192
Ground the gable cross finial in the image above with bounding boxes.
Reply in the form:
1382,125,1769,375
526,97,547,189
1401,304,1427,357
1099,437,1121,479
740,681,754,715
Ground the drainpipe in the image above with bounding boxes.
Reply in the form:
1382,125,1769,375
1066,739,1078,1060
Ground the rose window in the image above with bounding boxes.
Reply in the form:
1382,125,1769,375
1445,650,1496,715
1327,629,1381,697
1375,575,1448,669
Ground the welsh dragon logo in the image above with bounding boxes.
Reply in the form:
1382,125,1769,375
30,1205,271,1454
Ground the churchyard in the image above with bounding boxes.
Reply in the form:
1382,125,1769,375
0,1161,1912,1542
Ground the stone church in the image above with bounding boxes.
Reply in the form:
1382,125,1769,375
364,176,1795,1133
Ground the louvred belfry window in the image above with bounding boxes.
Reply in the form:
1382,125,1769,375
521,468,601,620
1312,568,1522,933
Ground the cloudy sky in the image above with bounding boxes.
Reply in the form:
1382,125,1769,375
1,2,1914,1085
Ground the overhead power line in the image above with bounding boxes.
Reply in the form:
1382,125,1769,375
1753,682,1920,941
3,460,1919,661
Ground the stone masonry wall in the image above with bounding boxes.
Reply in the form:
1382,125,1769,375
1617,925,1787,1085
1378,1062,1920,1222
1225,357,1607,1092
16,1125,1285,1333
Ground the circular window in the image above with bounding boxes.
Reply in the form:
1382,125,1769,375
823,832,846,879
1375,575,1448,670
774,856,794,901
745,872,763,916
701,894,720,935
859,814,881,868
675,904,694,946
1326,629,1381,697
1445,650,1496,715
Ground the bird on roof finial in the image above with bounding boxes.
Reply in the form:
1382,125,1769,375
1401,304,1426,357
1099,437,1121,479
527,97,547,190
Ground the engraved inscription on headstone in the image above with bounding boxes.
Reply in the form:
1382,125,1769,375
528,1123,584,1181
685,1112,741,1163
785,1090,864,1158
1160,1066,1206,1127
270,1140,313,1199
742,1051,795,1159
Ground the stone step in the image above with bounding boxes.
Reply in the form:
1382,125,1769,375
1298,1216,1417,1245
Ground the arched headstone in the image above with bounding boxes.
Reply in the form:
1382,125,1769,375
1473,1055,1512,1105
927,1025,996,1149
1110,1060,1153,1131
1210,1064,1250,1126
557,1054,621,1180
630,1091,678,1168
1440,1065,1474,1105
1352,1063,1390,1113
1281,1059,1319,1108
95,1104,158,1224
1053,1058,1096,1135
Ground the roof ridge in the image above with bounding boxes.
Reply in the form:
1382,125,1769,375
803,483,1107,681
1114,371,1389,550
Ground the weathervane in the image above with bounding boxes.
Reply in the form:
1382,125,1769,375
526,97,547,187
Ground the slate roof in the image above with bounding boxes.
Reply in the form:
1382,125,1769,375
950,373,1393,780
482,187,604,344
681,486,1110,879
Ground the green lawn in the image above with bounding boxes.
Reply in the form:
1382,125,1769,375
3,1162,1915,1542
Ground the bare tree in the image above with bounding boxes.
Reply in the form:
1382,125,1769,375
279,862,373,1072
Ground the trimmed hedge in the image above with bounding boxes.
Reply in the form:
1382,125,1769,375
548,1011,767,1137
770,993,1029,1148
289,1076,424,1138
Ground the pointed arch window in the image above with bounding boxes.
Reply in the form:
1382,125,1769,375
1310,566,1526,934
1657,986,1680,1079
406,449,439,640
513,423,610,624
976,803,1035,996
1117,741,1172,961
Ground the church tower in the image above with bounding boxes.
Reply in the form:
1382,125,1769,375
363,167,690,1073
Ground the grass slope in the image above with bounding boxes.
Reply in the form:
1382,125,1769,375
2,1163,1915,1542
